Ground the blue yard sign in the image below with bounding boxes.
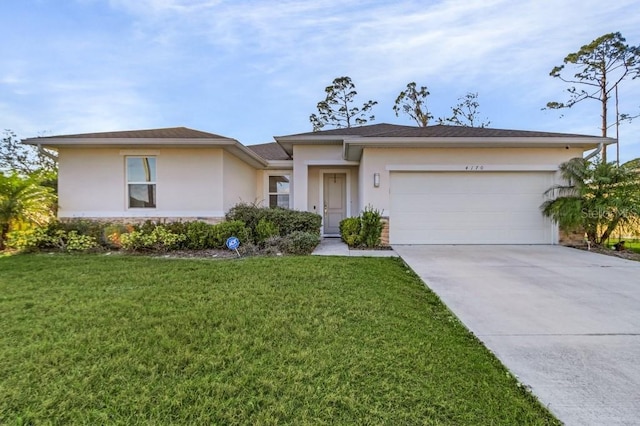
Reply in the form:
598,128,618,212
226,236,240,256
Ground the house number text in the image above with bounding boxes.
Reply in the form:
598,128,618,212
464,165,484,171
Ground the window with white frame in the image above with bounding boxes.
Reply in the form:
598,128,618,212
268,174,290,208
127,157,156,208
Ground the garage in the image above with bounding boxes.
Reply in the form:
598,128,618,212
389,171,556,244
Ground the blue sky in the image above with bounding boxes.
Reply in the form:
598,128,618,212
2,0,640,161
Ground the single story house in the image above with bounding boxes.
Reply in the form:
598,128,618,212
24,123,614,245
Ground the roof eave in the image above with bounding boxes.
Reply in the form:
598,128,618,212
342,137,614,161
23,137,268,168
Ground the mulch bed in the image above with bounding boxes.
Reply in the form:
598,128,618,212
568,244,640,262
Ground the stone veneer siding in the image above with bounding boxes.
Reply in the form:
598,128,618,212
60,217,225,225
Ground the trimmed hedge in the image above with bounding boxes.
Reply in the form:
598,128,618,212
226,203,322,243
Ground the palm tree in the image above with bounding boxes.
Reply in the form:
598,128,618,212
0,173,55,249
541,157,640,245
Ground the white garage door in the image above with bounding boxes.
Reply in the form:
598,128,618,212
390,172,555,244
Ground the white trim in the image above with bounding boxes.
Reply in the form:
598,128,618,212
58,210,225,218
265,160,293,169
263,171,292,209
119,149,160,156
126,156,157,209
385,164,559,172
319,169,351,236
305,160,359,166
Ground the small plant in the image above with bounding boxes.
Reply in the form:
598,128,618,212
184,221,215,250
339,217,361,247
359,205,383,248
120,226,186,252
211,220,252,248
279,231,320,255
255,218,279,245
5,228,51,252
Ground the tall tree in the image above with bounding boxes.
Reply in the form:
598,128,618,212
438,92,490,128
0,172,56,249
540,157,640,245
393,82,432,127
309,76,377,131
546,32,640,162
1,130,57,175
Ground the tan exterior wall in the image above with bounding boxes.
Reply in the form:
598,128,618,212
58,148,125,216
57,147,229,220
222,151,258,211
292,145,346,211
359,147,582,215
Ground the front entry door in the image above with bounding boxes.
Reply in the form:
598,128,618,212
323,173,346,235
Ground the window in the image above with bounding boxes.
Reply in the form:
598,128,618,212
268,175,290,208
127,157,156,208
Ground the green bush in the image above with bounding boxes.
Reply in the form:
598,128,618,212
211,220,252,249
359,205,384,248
339,217,361,247
226,203,321,243
278,231,320,255
225,203,265,233
5,228,51,252
255,218,279,245
120,226,186,252
6,227,99,253
184,221,215,250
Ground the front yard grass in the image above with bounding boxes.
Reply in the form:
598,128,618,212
0,254,559,425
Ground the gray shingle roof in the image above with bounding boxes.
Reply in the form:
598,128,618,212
247,142,291,160
279,123,602,139
34,127,232,140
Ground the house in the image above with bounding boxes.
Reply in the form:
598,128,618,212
24,123,614,245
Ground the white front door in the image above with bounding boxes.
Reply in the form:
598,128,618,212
323,173,346,235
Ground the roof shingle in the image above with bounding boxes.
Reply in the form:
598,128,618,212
247,142,291,160
278,123,603,139
34,127,232,140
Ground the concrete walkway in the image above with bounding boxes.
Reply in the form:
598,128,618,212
312,238,398,257
394,245,640,426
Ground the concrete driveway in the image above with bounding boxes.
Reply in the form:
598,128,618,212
394,245,640,426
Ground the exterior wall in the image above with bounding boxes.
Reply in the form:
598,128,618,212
359,147,583,215
57,147,227,220
308,166,359,217
222,151,258,211
292,145,346,211
256,170,265,206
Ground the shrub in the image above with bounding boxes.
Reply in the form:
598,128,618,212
359,205,384,248
211,220,252,249
102,223,130,249
278,231,320,255
5,228,51,252
339,217,361,247
225,203,265,232
226,203,321,243
120,226,186,252
255,218,279,245
6,227,99,253
184,221,216,250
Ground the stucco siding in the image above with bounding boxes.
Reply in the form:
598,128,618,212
360,147,581,215
58,147,227,219
57,148,124,216
223,151,258,211
159,148,224,215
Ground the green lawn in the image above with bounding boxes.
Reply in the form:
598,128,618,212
0,254,559,425
607,238,640,253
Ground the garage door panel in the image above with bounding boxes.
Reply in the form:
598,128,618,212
390,172,555,244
